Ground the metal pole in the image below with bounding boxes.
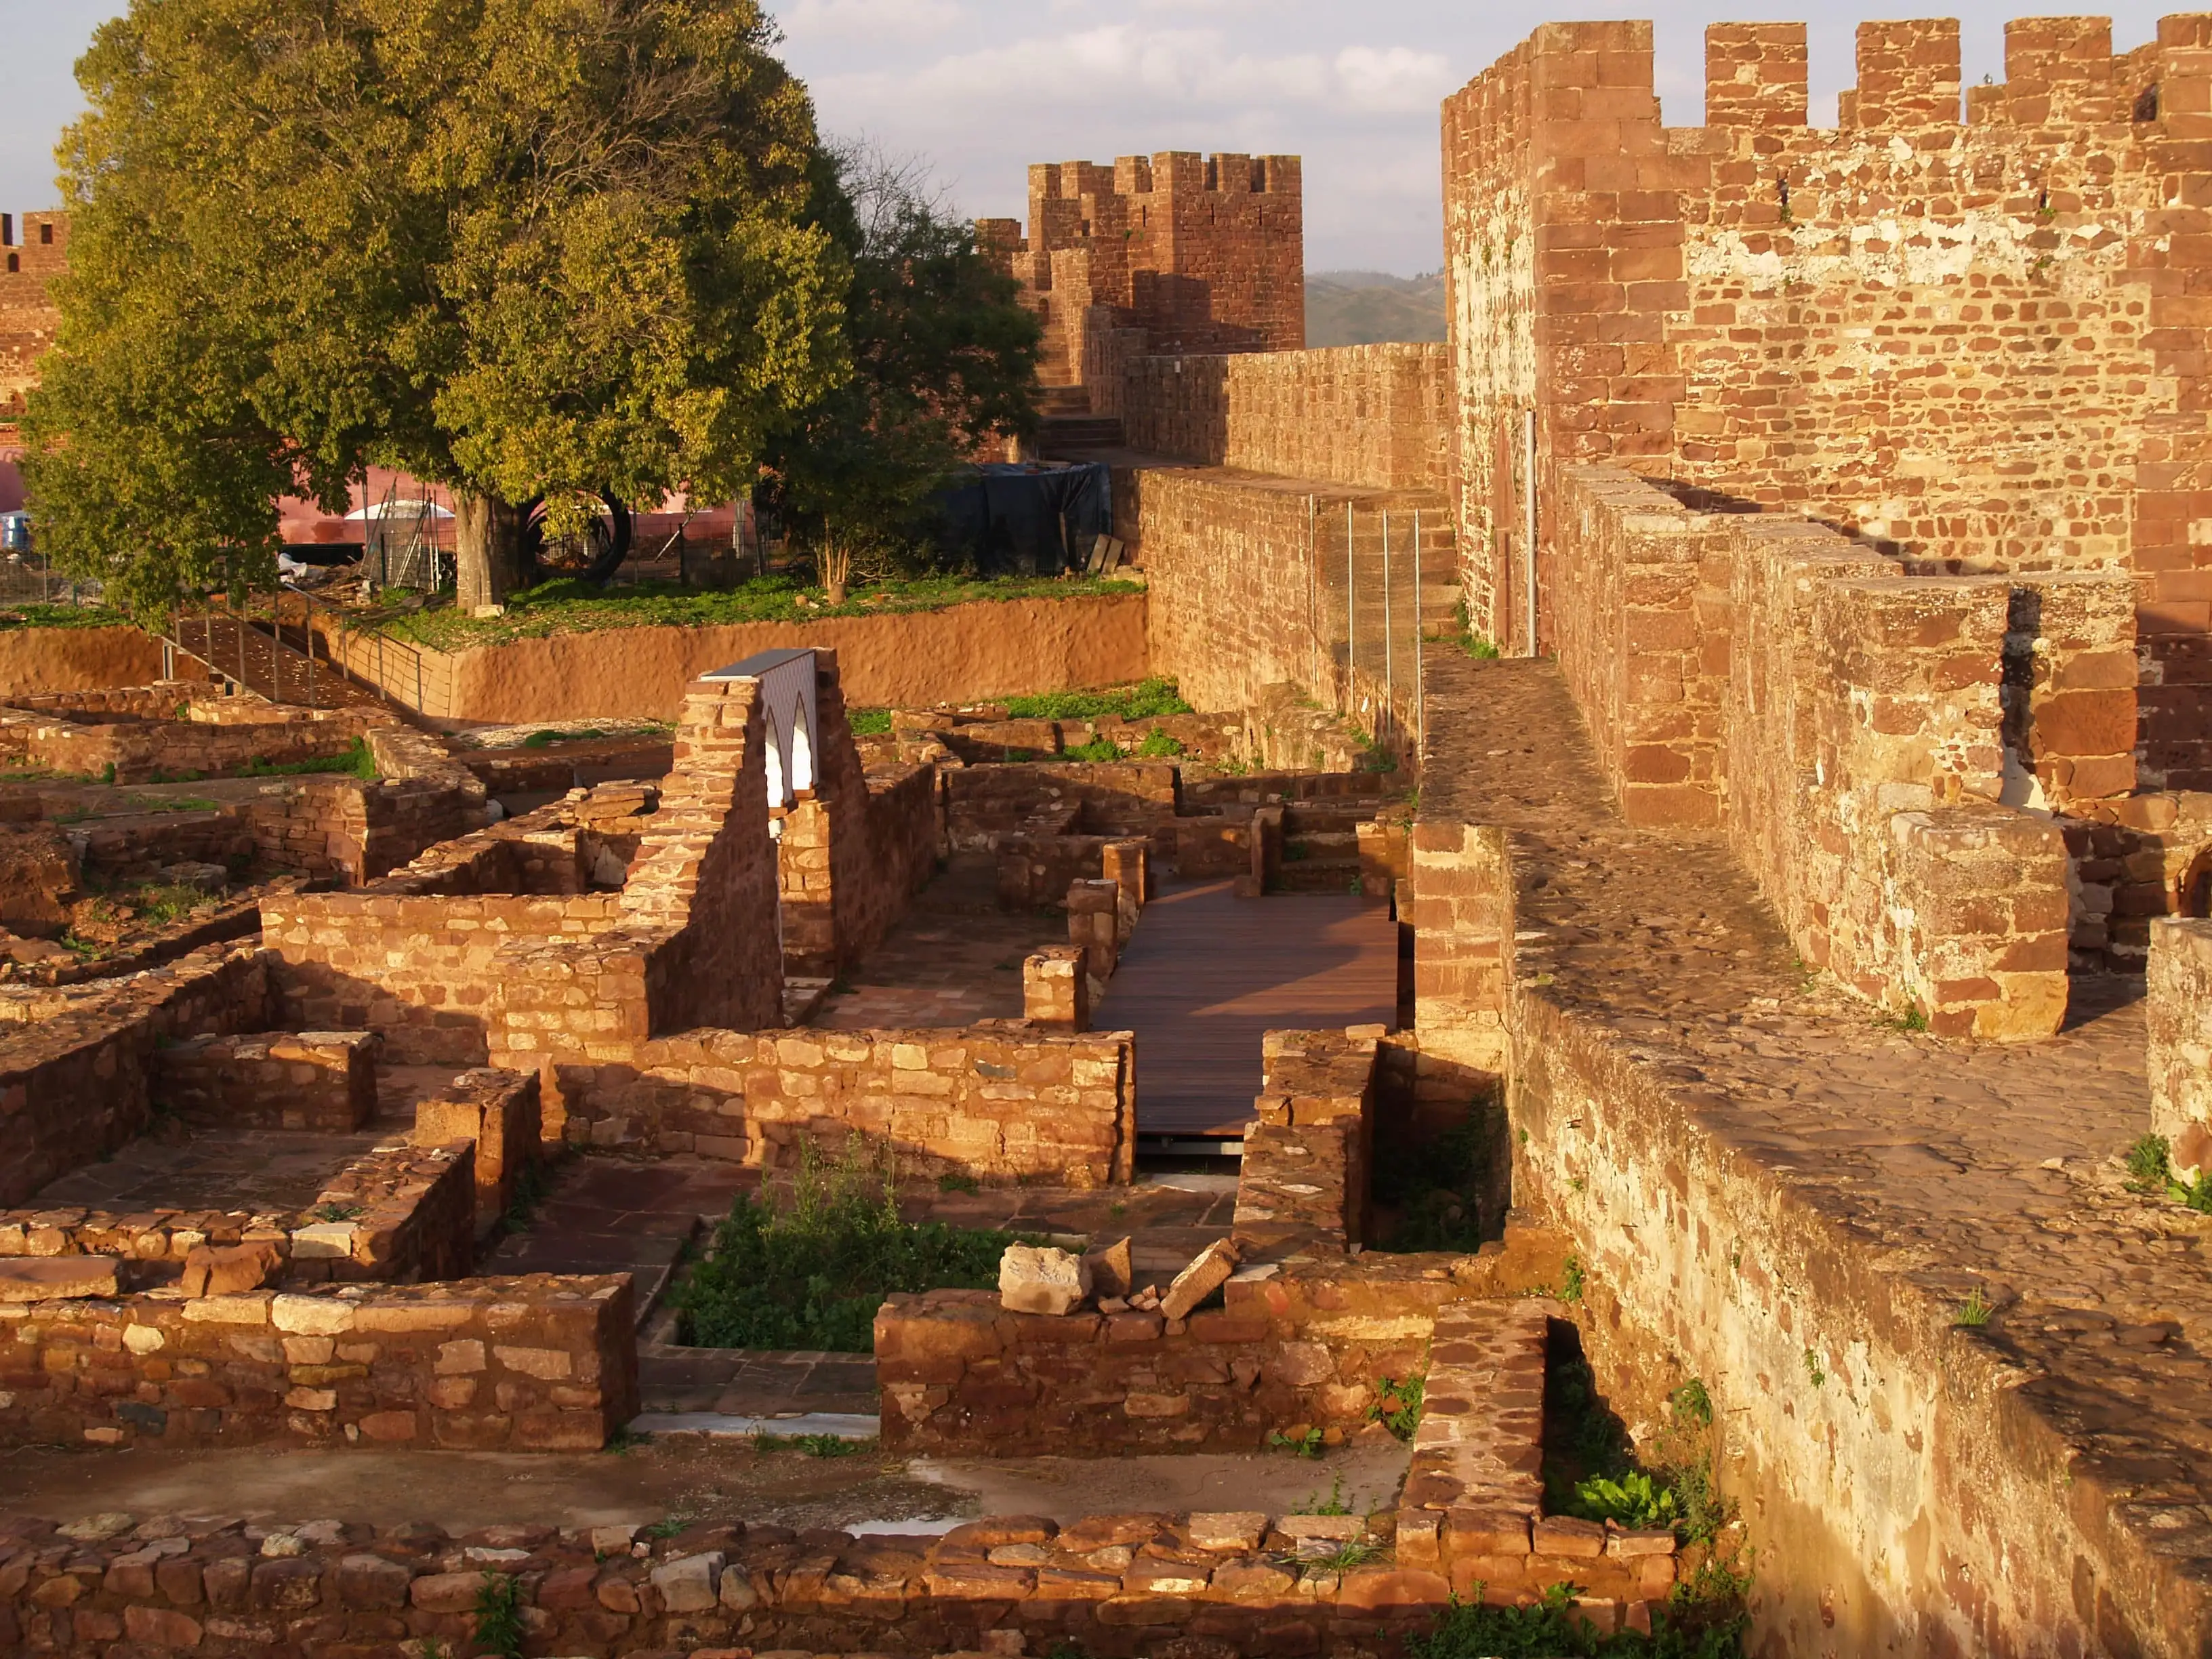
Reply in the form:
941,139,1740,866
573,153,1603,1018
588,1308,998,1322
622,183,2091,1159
1306,494,1317,695
1413,509,1425,747
1345,501,1355,706
1382,510,1393,733
236,595,246,691
305,593,316,709
1523,407,1539,657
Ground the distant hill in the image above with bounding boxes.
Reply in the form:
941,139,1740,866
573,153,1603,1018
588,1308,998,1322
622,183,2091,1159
1305,270,1447,347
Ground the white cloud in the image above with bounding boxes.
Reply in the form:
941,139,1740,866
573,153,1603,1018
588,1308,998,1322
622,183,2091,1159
775,0,964,45
1332,45,1455,114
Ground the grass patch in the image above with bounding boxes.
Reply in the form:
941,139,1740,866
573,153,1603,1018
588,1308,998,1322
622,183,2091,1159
1002,676,1193,721
0,603,131,632
1433,599,1502,661
240,737,378,781
671,1138,1037,1351
382,573,1143,650
1134,727,1185,758
756,1431,866,1458
848,708,894,736
1059,737,1123,762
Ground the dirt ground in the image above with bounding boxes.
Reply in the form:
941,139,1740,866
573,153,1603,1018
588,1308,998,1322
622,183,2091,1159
0,1437,1412,1534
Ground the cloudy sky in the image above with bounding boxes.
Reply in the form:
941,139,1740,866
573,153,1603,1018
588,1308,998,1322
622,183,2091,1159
0,1,2180,274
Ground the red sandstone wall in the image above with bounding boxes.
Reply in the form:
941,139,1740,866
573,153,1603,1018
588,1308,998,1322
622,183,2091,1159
1120,346,1449,491
0,210,64,416
1441,17,2212,785
314,596,1149,724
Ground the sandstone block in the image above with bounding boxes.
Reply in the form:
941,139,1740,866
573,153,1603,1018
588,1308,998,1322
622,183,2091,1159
1000,1244,1091,1315
651,1551,723,1612
0,1256,120,1302
1160,1237,1241,1319
1083,1235,1134,1299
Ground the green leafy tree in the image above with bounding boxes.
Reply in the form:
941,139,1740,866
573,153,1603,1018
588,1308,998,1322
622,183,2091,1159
766,140,1040,600
22,0,850,615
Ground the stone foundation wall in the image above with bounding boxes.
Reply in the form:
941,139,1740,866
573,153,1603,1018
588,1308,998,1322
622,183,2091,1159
0,1142,474,1290
410,1068,543,1229
151,1029,380,1132
554,1025,1135,1187
0,1274,634,1452
2148,917,2212,1179
0,945,274,1206
945,762,1180,853
1233,1028,1378,1255
0,695,380,785
0,1496,1677,1659
1120,345,1449,490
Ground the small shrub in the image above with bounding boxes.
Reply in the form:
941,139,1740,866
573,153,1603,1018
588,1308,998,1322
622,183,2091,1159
1059,737,1122,762
1134,727,1185,758
672,1138,1033,1351
472,1572,525,1659
1568,1470,1681,1531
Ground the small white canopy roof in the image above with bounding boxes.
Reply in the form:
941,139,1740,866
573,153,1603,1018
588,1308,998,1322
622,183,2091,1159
343,499,453,521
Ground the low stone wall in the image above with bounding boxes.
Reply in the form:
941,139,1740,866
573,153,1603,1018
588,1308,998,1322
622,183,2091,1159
0,693,379,785
152,1029,381,1131
0,1273,635,1451
314,593,1150,723
0,1143,474,1290
1233,1028,1378,1255
556,1025,1136,1187
0,945,274,1206
945,761,1181,853
877,1244,1558,1456
410,1068,542,1230
0,1495,1680,1658
2149,917,2212,1179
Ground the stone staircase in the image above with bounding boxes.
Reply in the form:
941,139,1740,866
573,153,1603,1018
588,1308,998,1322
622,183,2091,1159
1276,802,1371,893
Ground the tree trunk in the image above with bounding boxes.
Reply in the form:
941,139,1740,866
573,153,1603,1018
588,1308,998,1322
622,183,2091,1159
453,489,528,611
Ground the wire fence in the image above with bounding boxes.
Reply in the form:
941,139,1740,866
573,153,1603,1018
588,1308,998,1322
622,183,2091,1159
0,554,105,610
1303,498,1458,763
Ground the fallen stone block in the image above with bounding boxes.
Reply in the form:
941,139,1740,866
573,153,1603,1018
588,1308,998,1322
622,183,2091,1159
1160,1237,1240,1320
1083,1235,1134,1299
181,1241,285,1298
1000,1244,1092,1315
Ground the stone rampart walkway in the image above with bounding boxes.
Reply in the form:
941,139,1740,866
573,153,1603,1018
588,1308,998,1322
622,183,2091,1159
1420,651,2211,1639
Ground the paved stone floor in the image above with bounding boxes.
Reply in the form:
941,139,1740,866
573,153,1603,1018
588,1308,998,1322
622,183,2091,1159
493,1154,1240,1414
814,853,1063,1029
33,1063,463,1214
1422,653,2212,1588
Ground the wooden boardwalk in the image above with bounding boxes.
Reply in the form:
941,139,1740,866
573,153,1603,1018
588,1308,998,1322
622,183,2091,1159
1097,880,1399,1137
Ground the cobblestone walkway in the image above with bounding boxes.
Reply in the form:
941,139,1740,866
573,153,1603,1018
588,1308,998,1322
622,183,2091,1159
1422,653,2212,1589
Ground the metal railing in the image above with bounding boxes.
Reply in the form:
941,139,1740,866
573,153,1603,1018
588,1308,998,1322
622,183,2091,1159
1303,497,1458,763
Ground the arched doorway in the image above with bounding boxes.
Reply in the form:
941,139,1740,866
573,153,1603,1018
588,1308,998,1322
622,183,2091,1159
2182,845,2212,919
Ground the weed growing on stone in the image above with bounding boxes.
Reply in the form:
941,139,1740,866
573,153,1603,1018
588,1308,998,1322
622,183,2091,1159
310,1202,364,1223
2121,1134,2212,1213
601,1425,650,1456
1134,727,1185,758
503,1158,554,1232
1570,1470,1682,1531
639,1517,686,1540
760,1431,864,1458
1296,1473,1353,1514
936,1171,980,1195
1301,1537,1387,1574
1955,1289,1994,1327
1269,1427,1326,1459
672,1137,1035,1351
1059,737,1123,761
1557,1254,1586,1304
1803,1349,1826,1389
1372,1374,1425,1441
472,1572,525,1659
1874,998,1929,1033
1410,1577,1750,1658
1437,598,1503,659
